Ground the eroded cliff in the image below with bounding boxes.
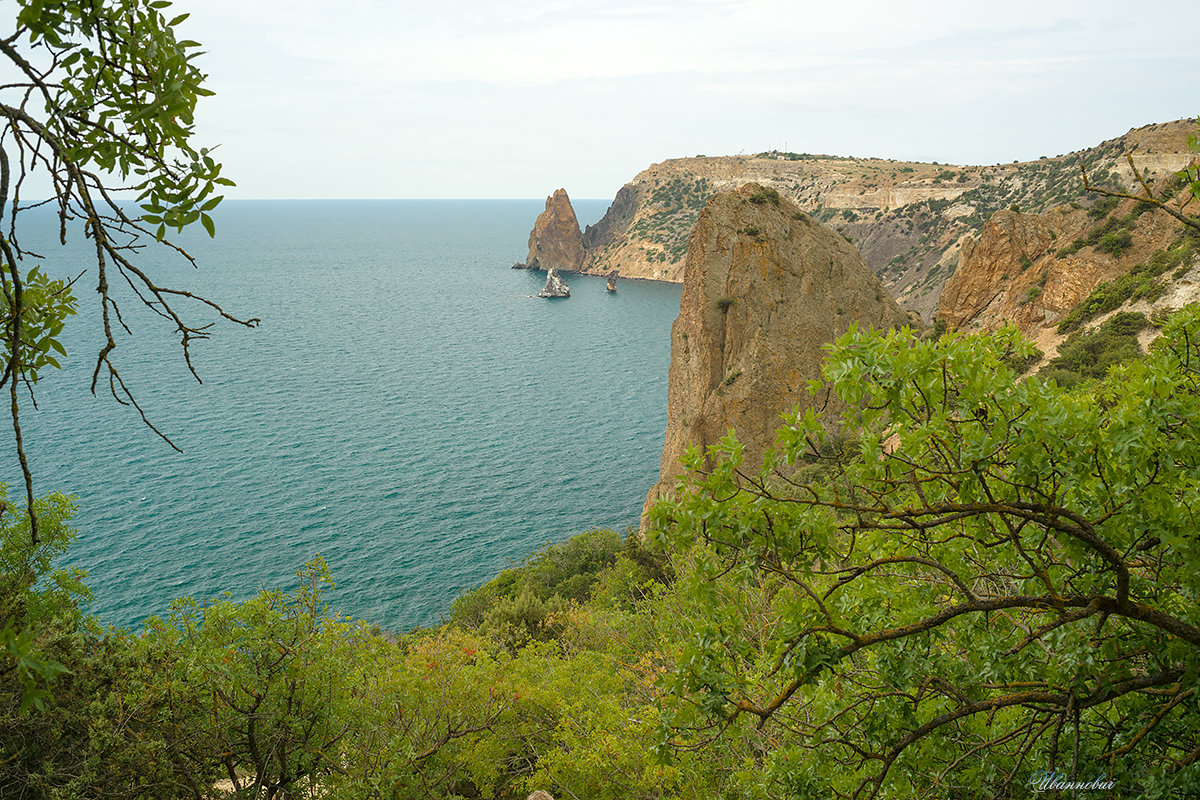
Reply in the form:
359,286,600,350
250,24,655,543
575,120,1196,321
519,188,584,272
642,183,912,518
937,184,1199,365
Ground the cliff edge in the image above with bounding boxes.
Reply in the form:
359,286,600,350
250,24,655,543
643,183,911,519
575,120,1196,321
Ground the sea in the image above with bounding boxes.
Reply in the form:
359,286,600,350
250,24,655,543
9,200,680,631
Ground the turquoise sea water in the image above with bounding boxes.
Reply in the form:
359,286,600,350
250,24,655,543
12,200,680,631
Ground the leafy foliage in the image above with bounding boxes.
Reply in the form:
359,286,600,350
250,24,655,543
1040,311,1150,388
648,312,1200,797
0,489,82,715
0,0,259,707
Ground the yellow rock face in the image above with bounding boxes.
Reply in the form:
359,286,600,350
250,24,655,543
642,183,911,522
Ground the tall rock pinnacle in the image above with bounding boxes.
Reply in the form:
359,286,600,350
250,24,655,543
519,188,584,272
643,183,912,520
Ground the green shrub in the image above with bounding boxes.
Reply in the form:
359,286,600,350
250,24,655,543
1088,196,1119,219
1097,230,1133,254
716,296,735,311
1058,230,1198,333
1045,311,1149,387
748,188,781,206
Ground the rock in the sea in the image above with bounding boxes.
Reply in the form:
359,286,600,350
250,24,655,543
643,183,911,521
537,267,570,298
606,271,618,292
519,188,584,272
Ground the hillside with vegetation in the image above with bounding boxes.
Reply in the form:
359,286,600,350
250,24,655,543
578,120,1196,320
9,306,1200,798
5,3,1200,798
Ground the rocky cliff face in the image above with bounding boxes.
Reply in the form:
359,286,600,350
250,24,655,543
575,120,1196,321
520,189,584,272
537,267,570,298
937,190,1196,363
643,184,912,519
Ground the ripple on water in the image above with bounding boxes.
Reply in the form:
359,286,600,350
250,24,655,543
13,200,679,631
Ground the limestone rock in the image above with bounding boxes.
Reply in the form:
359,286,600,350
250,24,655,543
937,209,1063,331
537,267,570,298
937,198,1187,338
520,188,584,272
569,119,1197,321
643,183,911,520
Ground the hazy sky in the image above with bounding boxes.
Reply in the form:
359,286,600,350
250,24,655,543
171,0,1198,200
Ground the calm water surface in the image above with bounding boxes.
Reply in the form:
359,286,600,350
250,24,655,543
13,200,679,630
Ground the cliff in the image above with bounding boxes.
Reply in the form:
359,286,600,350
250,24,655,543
519,189,584,272
575,120,1197,321
643,184,911,518
937,181,1199,364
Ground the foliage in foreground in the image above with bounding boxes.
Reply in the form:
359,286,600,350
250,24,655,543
648,308,1200,798
7,309,1200,798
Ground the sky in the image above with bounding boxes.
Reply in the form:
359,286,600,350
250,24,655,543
168,0,1199,200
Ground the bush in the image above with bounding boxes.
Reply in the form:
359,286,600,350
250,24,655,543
449,529,629,642
1097,230,1133,254
1058,230,1198,333
1045,311,1149,387
747,188,780,206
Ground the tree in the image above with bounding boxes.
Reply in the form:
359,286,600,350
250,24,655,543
649,311,1200,797
1,0,255,756
141,558,361,798
0,0,257,540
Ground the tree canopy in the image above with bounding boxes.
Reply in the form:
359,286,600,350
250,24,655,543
1,0,253,727
0,0,256,533
648,309,1200,797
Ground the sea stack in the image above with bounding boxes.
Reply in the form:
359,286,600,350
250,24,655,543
516,188,585,272
606,271,618,292
643,183,911,521
537,267,571,298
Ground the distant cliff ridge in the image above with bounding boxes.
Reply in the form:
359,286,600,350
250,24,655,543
561,120,1196,321
643,183,911,519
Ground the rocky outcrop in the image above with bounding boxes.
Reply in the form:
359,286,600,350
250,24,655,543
937,209,1068,331
938,196,1191,339
570,119,1197,321
519,189,584,272
537,267,570,298
643,183,911,519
